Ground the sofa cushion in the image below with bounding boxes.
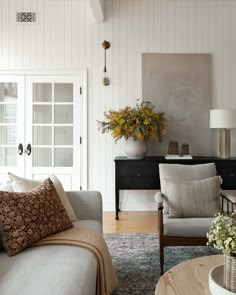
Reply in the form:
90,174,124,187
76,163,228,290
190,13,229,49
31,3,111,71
164,176,221,217
164,215,214,237
0,178,72,256
8,172,78,222
0,245,97,295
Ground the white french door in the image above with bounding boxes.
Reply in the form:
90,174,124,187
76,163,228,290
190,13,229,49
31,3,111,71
0,75,25,180
0,73,87,190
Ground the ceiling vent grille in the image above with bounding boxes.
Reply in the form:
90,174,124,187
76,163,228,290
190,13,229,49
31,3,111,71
16,11,37,24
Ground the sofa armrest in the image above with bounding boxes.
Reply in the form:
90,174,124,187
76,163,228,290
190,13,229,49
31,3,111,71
66,191,103,225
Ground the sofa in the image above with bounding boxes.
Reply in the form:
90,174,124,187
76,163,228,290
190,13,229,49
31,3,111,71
0,190,103,295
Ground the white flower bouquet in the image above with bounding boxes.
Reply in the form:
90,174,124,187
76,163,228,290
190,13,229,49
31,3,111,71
207,212,236,256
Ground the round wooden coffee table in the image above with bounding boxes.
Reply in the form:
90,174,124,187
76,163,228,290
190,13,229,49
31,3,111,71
155,255,223,295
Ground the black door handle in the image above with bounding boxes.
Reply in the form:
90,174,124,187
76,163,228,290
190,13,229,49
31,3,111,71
17,143,23,155
25,143,31,156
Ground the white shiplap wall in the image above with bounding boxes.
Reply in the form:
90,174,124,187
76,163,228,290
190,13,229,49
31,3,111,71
0,0,236,211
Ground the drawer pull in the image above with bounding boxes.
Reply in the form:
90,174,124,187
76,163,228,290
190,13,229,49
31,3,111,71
230,173,235,177
137,173,141,177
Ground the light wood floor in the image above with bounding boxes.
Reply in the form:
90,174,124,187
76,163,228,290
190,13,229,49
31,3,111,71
103,211,159,234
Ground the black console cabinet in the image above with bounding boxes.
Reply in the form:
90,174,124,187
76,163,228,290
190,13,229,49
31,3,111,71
114,156,236,220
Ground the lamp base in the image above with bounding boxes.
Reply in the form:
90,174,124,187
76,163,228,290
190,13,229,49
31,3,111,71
219,129,230,159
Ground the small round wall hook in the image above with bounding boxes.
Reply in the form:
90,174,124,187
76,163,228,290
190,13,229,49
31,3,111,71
102,40,110,50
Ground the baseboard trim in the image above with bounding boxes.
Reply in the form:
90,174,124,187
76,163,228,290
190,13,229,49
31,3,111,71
103,201,157,212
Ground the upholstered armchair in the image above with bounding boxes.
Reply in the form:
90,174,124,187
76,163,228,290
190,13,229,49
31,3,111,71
155,163,236,275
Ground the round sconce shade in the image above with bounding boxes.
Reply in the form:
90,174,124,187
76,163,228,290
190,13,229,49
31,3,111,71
210,109,236,129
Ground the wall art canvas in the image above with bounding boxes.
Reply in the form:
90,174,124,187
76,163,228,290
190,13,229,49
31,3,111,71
142,53,212,156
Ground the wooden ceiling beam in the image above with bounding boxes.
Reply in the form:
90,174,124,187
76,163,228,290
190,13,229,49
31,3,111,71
88,0,105,23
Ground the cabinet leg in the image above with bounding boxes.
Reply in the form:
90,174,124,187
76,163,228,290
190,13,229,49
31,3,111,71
115,189,120,220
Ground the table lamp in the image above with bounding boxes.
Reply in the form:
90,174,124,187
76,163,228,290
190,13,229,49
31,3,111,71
210,109,236,158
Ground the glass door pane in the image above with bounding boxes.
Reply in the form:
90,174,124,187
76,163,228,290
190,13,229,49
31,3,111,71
33,105,52,124
54,83,73,102
33,126,52,145
33,83,52,102
54,148,73,167
0,147,16,166
54,105,73,124
33,148,52,167
54,126,73,145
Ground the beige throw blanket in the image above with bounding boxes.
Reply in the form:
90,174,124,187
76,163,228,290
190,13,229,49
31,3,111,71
32,227,119,295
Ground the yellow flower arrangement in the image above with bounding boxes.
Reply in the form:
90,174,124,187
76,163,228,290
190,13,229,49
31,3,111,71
97,99,168,141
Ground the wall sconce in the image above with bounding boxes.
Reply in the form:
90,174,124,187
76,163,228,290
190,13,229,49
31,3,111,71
102,40,110,86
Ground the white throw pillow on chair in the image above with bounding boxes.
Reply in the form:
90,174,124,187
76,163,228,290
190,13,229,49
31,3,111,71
164,176,221,217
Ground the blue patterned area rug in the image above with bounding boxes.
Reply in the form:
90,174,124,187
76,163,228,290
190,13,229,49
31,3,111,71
104,232,219,295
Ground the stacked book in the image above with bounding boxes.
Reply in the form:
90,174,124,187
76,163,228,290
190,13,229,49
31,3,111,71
165,154,193,160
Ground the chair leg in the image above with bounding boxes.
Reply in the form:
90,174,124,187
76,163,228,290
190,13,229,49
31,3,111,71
160,242,164,275
157,205,164,275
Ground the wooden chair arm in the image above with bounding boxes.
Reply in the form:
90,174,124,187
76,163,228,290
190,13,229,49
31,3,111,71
220,193,236,214
158,202,164,240
158,202,164,211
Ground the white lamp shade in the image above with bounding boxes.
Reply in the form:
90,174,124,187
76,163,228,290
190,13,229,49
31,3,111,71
210,109,236,129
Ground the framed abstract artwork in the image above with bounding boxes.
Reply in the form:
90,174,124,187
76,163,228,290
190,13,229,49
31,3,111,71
142,53,212,156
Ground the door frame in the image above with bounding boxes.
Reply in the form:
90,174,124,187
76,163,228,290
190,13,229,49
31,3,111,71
0,70,88,189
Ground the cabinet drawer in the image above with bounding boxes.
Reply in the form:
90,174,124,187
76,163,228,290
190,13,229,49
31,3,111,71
117,163,159,189
119,164,158,177
119,175,159,189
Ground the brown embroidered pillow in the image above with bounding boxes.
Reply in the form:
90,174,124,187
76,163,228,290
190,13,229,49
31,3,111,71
8,172,78,222
0,178,73,256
